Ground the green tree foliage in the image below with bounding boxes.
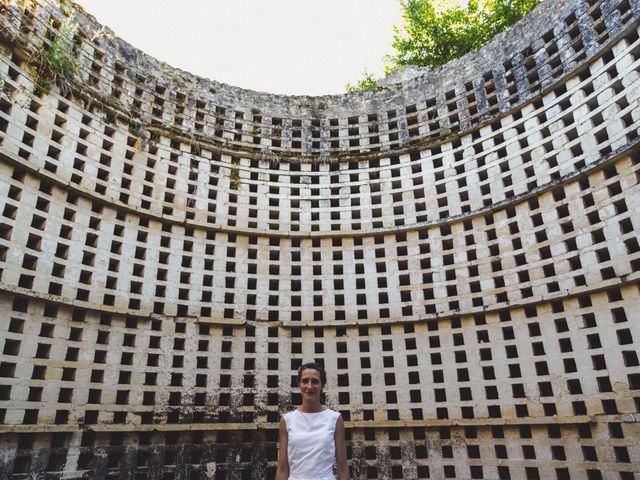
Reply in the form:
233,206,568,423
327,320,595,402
345,70,379,93
386,0,540,72
345,0,538,92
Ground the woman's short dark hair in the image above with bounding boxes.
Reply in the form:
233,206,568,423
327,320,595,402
297,362,326,386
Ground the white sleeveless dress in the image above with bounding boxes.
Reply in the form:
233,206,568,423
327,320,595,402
283,408,341,480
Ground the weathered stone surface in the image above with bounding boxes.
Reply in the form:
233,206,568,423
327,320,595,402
0,0,639,478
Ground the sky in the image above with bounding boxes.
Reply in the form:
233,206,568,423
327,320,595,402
73,0,404,96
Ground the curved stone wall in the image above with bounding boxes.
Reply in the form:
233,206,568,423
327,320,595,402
0,0,639,478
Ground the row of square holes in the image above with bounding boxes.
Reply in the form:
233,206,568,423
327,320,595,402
5,423,638,479
0,30,638,235
2,0,634,159
0,152,637,321
1,284,638,426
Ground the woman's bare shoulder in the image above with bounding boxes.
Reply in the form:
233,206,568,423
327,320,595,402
280,409,296,425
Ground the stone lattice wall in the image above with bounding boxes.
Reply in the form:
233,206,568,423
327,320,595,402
0,0,639,478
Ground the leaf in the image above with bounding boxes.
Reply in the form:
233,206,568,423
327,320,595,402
385,0,540,71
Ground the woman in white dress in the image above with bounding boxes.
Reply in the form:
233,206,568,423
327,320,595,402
276,362,350,480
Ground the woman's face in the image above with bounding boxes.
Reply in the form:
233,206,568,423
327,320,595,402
299,368,323,402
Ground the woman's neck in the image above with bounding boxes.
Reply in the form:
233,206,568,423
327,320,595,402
299,400,324,413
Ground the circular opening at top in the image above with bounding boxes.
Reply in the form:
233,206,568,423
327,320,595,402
74,0,403,95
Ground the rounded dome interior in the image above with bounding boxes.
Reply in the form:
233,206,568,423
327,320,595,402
0,0,639,478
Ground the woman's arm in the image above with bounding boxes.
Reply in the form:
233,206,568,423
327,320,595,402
275,417,289,480
334,415,350,480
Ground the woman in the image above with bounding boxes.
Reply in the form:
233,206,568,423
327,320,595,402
276,362,350,480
